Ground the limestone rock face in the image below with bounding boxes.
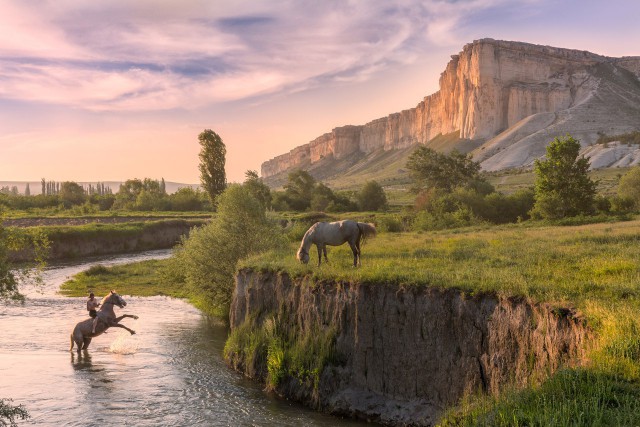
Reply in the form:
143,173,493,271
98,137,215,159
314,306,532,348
260,39,640,179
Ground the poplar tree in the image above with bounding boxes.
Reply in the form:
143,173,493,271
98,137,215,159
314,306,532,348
198,130,226,203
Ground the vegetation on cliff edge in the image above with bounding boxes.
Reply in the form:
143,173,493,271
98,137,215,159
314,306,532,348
242,218,640,425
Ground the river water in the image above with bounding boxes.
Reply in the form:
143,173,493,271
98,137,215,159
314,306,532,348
0,251,363,426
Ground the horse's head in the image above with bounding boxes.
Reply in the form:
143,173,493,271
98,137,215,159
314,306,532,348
296,247,309,264
104,290,127,308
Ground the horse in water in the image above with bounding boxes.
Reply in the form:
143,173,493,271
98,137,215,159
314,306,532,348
296,220,376,267
70,290,138,354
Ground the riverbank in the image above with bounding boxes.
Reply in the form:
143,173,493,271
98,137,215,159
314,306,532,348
228,220,640,425
7,218,206,262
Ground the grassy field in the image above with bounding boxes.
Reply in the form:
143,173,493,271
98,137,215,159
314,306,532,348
59,259,183,298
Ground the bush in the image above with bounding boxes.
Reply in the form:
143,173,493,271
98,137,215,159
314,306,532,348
617,167,640,210
377,215,405,233
164,185,285,318
357,181,388,211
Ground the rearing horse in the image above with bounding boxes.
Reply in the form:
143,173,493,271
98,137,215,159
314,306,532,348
70,291,138,354
296,220,376,267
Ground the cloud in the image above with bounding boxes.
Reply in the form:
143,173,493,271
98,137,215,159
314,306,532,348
0,0,541,111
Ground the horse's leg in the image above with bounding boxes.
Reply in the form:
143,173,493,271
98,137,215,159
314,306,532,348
355,238,362,266
70,334,74,352
349,241,359,267
82,337,92,350
115,314,139,322
110,323,136,335
316,244,322,266
323,245,329,263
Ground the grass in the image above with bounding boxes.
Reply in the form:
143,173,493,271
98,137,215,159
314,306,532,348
224,314,339,392
58,259,186,298
244,220,640,309
243,218,640,425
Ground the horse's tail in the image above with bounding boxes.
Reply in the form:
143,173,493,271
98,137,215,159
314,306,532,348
357,222,377,245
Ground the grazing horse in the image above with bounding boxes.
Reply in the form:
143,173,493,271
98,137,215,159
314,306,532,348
70,291,138,354
296,220,376,267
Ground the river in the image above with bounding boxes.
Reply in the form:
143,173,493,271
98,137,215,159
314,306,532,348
0,251,363,426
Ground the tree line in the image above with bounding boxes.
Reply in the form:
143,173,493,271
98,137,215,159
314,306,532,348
405,134,640,231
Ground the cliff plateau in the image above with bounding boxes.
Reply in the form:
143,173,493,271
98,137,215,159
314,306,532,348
261,39,640,184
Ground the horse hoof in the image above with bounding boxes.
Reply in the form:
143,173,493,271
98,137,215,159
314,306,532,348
133,316,139,320
130,331,136,335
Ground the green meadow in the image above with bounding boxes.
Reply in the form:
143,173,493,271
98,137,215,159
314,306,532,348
244,218,640,425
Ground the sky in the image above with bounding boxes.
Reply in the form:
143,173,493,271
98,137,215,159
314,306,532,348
1,0,640,184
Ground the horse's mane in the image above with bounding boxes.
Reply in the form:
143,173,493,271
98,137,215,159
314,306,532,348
100,291,116,305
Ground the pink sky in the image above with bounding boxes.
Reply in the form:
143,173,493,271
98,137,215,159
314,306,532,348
1,0,639,184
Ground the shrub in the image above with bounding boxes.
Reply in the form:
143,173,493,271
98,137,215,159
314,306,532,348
164,185,285,318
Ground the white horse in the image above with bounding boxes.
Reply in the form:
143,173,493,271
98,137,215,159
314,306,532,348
296,220,376,267
70,291,138,354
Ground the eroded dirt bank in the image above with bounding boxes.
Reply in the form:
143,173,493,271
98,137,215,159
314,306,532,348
228,269,591,426
7,219,205,262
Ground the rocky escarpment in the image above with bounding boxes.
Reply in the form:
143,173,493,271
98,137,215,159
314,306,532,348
228,270,591,426
261,39,640,182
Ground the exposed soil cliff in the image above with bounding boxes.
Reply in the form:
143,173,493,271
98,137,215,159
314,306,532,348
261,38,640,182
228,269,591,426
7,219,204,262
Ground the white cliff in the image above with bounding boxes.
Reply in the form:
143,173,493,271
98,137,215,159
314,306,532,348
261,39,640,180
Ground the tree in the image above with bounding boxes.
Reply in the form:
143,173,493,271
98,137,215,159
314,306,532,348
0,226,19,301
24,183,30,197
358,181,388,211
168,187,205,211
59,181,86,207
407,146,484,193
198,130,226,204
283,170,316,211
0,399,29,426
243,170,272,210
531,135,596,219
617,167,640,210
160,178,166,195
113,178,166,210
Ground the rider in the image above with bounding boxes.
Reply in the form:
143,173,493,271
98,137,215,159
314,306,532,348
87,292,101,334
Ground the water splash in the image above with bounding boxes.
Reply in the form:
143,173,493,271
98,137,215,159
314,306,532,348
109,332,139,354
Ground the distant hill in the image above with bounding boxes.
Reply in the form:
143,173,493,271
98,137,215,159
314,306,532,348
0,181,200,196
261,38,640,189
